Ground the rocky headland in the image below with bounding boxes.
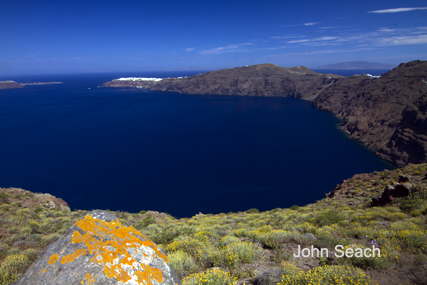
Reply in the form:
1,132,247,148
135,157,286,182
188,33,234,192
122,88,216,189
0,81,23,89
101,77,163,89
102,64,343,101
0,81,62,89
102,60,427,167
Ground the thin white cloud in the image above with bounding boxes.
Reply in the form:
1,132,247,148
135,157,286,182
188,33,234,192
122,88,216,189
378,27,396,32
199,43,254,55
280,22,320,28
269,35,306,40
287,36,337,44
185,48,194,52
301,42,341,47
287,39,311,44
319,26,339,29
271,48,374,57
368,7,427,13
316,36,338,41
268,45,288,50
375,35,427,46
304,22,320,26
411,27,427,34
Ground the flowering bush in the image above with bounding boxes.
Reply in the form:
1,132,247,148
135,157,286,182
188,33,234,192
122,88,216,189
182,268,236,285
278,265,377,285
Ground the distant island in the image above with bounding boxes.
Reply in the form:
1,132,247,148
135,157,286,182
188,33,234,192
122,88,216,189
102,60,427,167
0,80,62,89
313,61,396,69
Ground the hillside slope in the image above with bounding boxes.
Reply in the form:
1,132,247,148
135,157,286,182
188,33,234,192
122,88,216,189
312,60,427,167
1,164,426,285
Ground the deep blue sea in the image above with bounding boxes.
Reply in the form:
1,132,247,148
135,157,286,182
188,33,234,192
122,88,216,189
0,69,393,218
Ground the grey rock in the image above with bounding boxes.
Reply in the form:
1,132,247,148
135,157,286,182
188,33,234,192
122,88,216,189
253,267,284,285
371,183,412,207
16,210,181,285
398,175,411,183
304,233,316,240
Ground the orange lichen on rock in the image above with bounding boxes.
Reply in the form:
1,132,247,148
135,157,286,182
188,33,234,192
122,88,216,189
48,254,59,265
43,269,47,273
61,249,87,264
83,273,96,285
65,214,168,284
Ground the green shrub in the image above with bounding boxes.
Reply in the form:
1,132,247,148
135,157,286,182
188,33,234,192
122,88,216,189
314,210,345,226
20,226,32,235
136,214,156,229
27,220,40,234
400,199,422,213
226,241,261,264
165,237,204,256
0,254,29,284
34,206,44,213
290,205,299,210
245,208,260,214
261,230,302,249
40,233,61,246
182,268,235,285
218,236,240,248
231,228,247,237
278,265,376,285
151,225,180,245
22,248,39,262
168,250,199,279
0,243,9,258
281,262,303,277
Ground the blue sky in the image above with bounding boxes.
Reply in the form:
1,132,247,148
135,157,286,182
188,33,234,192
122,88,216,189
1,0,427,75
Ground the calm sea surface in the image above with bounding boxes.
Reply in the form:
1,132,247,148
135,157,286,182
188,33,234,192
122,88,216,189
0,69,393,217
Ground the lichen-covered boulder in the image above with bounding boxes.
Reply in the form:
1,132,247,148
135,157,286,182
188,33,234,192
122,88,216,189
16,210,181,285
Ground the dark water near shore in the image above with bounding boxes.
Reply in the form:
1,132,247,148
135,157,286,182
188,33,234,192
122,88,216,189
0,70,393,217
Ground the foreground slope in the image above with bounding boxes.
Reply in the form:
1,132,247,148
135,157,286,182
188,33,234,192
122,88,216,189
1,164,426,285
312,60,427,167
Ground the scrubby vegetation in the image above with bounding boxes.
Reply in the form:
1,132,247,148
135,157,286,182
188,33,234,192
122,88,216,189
0,163,426,284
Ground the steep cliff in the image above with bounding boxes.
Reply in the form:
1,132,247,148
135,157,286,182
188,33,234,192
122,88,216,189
312,60,427,167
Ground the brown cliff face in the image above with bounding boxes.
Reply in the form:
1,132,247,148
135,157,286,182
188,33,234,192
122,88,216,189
312,60,427,167
151,64,343,100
